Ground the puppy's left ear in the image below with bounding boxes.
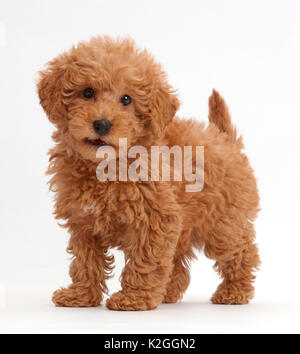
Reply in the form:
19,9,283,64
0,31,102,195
150,84,179,136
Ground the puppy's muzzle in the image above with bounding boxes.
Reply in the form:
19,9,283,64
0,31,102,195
93,119,112,136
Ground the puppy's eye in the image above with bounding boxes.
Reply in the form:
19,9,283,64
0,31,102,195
83,87,95,99
120,94,132,106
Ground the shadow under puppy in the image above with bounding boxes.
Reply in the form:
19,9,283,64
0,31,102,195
37,36,260,310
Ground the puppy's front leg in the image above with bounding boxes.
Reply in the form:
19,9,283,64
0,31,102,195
52,230,113,307
106,185,182,311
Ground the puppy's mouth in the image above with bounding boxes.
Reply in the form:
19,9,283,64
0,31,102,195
85,137,110,147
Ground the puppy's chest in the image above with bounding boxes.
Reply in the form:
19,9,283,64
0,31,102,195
74,183,113,217
72,180,132,228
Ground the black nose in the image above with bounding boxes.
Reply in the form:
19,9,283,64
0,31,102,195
93,119,112,136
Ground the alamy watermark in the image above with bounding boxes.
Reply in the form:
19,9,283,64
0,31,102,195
96,138,204,192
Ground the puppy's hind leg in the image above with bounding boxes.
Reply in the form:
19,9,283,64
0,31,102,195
163,255,191,304
163,229,194,304
205,216,260,305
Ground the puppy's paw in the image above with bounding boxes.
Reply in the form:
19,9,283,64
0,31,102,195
106,291,157,311
163,293,181,304
211,287,252,305
52,286,102,307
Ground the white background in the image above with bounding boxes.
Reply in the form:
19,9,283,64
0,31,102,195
0,0,299,334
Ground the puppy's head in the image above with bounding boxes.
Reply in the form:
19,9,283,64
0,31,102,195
37,36,179,162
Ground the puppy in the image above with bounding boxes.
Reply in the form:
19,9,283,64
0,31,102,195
37,36,260,310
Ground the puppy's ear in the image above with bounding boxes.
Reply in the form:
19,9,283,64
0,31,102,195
150,84,179,137
37,58,67,124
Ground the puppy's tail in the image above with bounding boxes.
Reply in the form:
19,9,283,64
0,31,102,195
208,89,238,143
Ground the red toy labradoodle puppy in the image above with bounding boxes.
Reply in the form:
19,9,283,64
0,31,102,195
37,36,260,310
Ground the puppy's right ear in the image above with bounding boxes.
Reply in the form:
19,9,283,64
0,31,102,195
37,58,67,124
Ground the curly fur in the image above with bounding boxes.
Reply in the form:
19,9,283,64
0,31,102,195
37,36,260,310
